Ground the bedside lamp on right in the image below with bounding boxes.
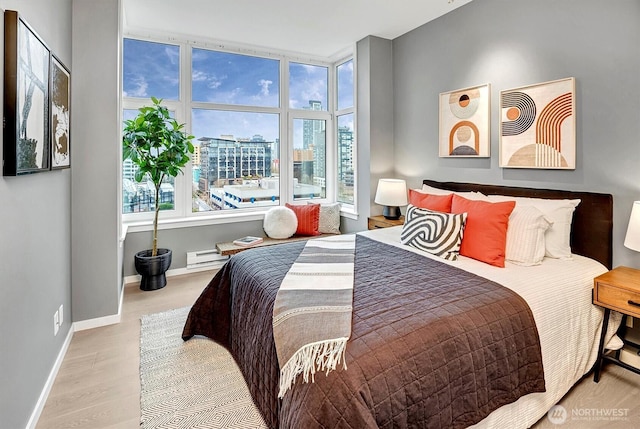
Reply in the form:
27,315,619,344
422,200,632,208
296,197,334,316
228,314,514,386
624,201,640,252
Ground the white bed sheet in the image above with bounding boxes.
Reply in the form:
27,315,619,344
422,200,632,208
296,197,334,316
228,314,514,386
359,226,621,429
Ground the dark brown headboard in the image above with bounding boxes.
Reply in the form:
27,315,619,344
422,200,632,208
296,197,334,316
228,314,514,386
422,180,613,269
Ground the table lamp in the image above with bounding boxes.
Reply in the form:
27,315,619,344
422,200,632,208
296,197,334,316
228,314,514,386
374,178,408,220
624,201,640,252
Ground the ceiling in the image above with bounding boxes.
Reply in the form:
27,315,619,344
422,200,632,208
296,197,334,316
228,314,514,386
122,0,473,59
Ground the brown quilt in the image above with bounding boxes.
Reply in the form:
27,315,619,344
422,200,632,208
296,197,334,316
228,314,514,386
183,235,545,428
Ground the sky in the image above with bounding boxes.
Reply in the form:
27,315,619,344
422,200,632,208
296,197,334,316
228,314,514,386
123,39,354,144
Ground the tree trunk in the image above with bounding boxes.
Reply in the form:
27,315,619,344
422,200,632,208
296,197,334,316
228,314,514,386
152,183,160,257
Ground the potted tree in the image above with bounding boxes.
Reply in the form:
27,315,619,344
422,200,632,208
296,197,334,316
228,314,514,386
123,97,194,291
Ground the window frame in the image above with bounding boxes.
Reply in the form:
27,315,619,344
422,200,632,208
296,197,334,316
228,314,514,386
121,33,356,230
334,57,357,214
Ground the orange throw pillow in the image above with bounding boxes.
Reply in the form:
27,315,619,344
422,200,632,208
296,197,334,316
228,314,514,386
408,189,453,212
451,194,515,267
285,203,321,236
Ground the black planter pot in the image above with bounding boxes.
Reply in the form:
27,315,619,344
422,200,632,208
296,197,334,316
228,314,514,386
134,248,172,291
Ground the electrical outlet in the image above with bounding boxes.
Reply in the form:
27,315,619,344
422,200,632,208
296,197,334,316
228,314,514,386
58,304,64,326
627,317,634,329
53,310,59,336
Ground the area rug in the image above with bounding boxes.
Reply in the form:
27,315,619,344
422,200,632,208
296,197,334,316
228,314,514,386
140,306,268,428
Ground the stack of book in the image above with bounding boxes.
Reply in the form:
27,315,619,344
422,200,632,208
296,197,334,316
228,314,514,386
232,236,264,247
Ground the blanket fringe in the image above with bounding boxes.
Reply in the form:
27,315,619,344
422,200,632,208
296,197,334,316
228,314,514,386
278,338,348,398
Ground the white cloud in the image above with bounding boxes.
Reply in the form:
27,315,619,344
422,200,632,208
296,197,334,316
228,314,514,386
227,87,241,102
164,46,179,65
193,70,225,90
192,70,208,82
301,79,326,106
258,79,272,97
123,75,148,97
207,78,223,90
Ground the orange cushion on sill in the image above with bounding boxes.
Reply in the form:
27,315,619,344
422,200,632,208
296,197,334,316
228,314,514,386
285,203,321,236
408,189,453,212
451,194,515,267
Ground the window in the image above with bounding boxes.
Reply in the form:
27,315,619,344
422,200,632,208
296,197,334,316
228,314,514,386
192,49,279,107
192,110,279,211
292,118,326,200
191,48,281,212
122,39,182,217
336,59,355,206
337,114,354,204
123,39,179,100
337,59,354,111
289,63,328,110
122,36,354,224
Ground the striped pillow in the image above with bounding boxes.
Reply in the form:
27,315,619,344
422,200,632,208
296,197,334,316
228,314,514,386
505,205,553,266
285,203,320,236
401,205,467,260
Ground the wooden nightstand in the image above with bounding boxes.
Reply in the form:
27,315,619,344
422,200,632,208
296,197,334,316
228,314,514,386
367,215,404,230
593,266,640,382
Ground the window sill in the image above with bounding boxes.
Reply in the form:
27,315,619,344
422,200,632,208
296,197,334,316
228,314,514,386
124,209,269,235
340,209,359,220
122,206,359,237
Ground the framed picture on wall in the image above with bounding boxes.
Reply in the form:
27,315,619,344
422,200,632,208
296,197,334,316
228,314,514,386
3,10,51,176
439,83,490,157
499,77,576,169
50,55,71,169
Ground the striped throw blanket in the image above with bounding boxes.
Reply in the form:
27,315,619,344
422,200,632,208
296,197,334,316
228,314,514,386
273,234,356,398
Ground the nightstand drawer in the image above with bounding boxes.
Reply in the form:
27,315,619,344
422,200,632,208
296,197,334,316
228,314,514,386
595,282,640,318
367,215,404,230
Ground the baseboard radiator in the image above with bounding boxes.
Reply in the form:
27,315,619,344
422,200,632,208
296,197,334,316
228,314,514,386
186,249,229,270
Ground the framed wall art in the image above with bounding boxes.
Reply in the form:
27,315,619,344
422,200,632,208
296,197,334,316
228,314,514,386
3,10,50,176
50,55,70,169
439,83,490,157
499,77,575,169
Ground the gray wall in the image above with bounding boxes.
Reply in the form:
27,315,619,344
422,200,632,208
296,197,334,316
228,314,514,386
343,36,394,233
393,0,640,268
0,1,72,427
124,220,264,276
71,0,122,319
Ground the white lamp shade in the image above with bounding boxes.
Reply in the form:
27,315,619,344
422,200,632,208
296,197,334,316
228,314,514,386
374,179,408,206
625,201,640,252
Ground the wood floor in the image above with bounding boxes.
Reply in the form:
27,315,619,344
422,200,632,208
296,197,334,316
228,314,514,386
36,270,215,429
36,270,640,428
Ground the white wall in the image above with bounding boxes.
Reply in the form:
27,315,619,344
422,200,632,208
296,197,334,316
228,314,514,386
0,1,72,427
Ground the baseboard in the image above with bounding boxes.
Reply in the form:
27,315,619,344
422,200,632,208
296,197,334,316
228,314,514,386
26,325,74,429
73,290,123,331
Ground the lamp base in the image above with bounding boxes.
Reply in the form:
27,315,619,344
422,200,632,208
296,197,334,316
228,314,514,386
382,206,401,220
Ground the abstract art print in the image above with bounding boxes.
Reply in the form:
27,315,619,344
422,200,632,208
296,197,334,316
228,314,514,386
499,77,575,169
51,55,70,169
3,10,50,175
439,83,490,157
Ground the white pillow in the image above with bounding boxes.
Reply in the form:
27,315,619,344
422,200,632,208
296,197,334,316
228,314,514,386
419,184,488,201
314,202,341,234
505,205,553,266
263,206,298,239
421,184,456,196
488,195,580,259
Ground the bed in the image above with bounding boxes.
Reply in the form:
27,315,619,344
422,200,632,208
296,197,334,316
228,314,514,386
183,180,617,428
